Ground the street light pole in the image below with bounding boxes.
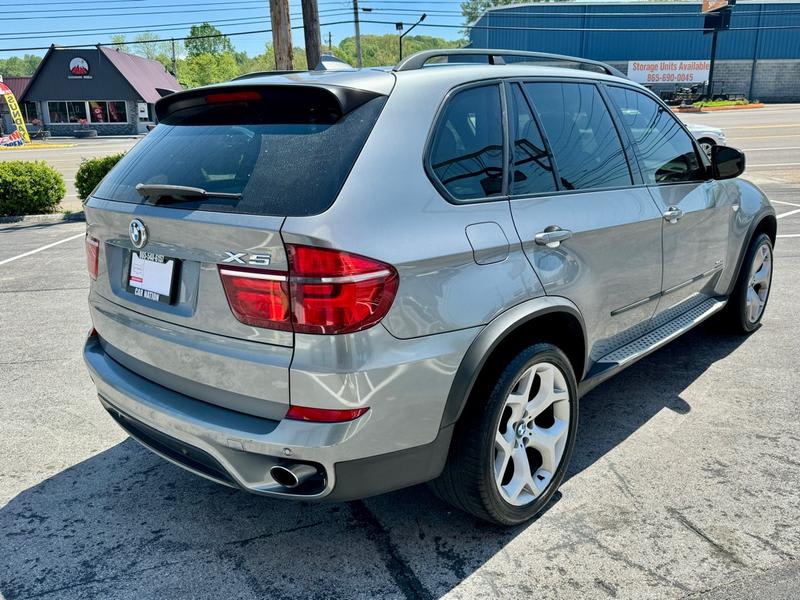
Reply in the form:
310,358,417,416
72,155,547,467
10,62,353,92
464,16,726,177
399,13,426,61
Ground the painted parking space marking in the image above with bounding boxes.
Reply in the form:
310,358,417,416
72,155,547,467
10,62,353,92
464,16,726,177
741,147,800,152
747,162,800,168
771,200,800,208
777,233,800,238
776,208,800,220
0,232,84,266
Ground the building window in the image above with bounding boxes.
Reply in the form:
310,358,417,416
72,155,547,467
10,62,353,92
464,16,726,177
22,102,39,123
48,101,68,123
108,101,127,123
89,101,127,124
67,101,87,123
47,101,128,125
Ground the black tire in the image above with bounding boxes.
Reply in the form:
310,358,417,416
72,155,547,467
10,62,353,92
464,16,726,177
430,343,579,526
720,232,773,334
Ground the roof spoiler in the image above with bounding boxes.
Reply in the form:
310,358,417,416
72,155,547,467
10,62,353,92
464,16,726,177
155,83,382,121
394,49,626,78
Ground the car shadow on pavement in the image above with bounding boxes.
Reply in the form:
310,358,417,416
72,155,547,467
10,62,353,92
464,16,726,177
0,323,748,600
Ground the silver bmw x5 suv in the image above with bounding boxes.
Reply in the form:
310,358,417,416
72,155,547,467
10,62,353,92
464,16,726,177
83,49,776,525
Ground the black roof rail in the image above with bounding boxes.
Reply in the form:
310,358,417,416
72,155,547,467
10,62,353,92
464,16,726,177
394,49,626,78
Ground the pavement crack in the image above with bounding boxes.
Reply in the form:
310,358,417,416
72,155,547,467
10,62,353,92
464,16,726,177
667,508,746,566
224,520,326,547
349,500,432,600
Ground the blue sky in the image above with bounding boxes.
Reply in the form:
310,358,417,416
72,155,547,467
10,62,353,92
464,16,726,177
0,0,466,60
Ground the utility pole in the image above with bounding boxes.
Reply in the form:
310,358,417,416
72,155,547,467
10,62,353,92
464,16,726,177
328,31,333,53
269,0,293,70
170,38,177,76
301,0,321,69
352,0,363,68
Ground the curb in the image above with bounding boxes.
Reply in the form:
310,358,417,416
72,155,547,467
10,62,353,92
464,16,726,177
0,211,85,224
673,103,765,113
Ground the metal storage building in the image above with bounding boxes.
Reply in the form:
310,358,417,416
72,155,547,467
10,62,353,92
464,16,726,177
469,1,800,101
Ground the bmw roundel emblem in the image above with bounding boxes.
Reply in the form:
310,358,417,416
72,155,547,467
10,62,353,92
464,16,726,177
129,219,147,249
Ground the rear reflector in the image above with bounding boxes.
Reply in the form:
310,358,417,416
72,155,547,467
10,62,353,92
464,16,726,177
285,405,369,423
218,266,291,331
218,245,398,335
86,235,99,280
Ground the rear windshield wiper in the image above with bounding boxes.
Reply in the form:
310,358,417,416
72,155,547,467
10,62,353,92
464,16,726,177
135,183,242,204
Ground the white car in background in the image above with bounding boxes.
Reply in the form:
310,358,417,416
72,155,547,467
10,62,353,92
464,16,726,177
685,122,728,157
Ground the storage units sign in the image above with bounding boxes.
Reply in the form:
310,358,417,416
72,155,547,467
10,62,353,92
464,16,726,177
627,60,711,84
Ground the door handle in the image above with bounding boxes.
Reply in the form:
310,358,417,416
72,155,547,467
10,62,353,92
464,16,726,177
534,227,573,248
663,206,684,224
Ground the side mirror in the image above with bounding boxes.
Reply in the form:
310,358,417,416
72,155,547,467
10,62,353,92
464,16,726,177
711,145,746,180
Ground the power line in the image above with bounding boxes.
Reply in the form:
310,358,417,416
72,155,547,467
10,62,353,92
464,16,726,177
0,6,269,21
0,20,355,53
360,18,800,33
0,9,354,40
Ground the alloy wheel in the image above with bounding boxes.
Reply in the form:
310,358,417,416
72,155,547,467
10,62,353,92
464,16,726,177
493,362,571,507
746,241,772,324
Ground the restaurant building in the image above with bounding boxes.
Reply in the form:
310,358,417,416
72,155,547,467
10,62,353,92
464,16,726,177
19,45,182,136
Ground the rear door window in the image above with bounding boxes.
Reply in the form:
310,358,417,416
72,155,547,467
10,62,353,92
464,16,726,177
428,84,505,201
509,83,557,196
524,82,632,191
606,86,706,185
92,90,387,217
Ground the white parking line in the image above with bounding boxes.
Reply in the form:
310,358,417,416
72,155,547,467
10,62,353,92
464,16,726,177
777,234,800,238
742,147,800,151
777,208,800,220
772,200,800,208
748,162,800,168
0,232,84,266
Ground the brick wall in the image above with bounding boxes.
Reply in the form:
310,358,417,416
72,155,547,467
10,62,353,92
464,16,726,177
613,59,800,102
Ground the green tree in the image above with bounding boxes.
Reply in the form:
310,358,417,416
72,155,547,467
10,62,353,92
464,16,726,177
0,55,41,77
132,32,173,69
177,52,239,88
337,34,464,67
185,23,234,58
109,34,130,53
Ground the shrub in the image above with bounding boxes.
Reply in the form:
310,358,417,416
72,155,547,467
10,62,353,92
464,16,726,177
0,161,65,216
75,153,125,201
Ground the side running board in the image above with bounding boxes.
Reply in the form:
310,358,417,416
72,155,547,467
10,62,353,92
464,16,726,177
580,297,727,396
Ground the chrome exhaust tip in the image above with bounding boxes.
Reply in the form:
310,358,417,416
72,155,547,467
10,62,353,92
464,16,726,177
270,463,318,489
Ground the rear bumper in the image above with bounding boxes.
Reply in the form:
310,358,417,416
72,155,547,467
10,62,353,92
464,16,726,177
84,334,455,500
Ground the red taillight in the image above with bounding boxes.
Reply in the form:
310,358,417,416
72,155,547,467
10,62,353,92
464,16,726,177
218,266,292,330
218,245,398,335
287,244,399,335
86,235,99,280
285,405,369,423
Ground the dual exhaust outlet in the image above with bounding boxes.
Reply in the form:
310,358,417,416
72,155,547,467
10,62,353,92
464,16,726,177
269,463,319,489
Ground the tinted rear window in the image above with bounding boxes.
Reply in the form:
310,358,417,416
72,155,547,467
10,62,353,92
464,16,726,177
92,91,387,216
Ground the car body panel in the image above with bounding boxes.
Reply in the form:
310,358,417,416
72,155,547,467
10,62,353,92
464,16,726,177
510,188,664,362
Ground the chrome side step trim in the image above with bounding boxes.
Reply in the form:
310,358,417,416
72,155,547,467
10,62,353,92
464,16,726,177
580,297,726,396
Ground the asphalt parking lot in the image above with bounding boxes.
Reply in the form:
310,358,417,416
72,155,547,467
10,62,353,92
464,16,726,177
1,106,799,599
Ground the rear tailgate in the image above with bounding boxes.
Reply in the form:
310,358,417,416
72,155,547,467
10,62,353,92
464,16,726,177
85,80,390,418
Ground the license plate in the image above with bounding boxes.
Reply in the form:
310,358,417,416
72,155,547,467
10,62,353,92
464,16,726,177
126,251,179,304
